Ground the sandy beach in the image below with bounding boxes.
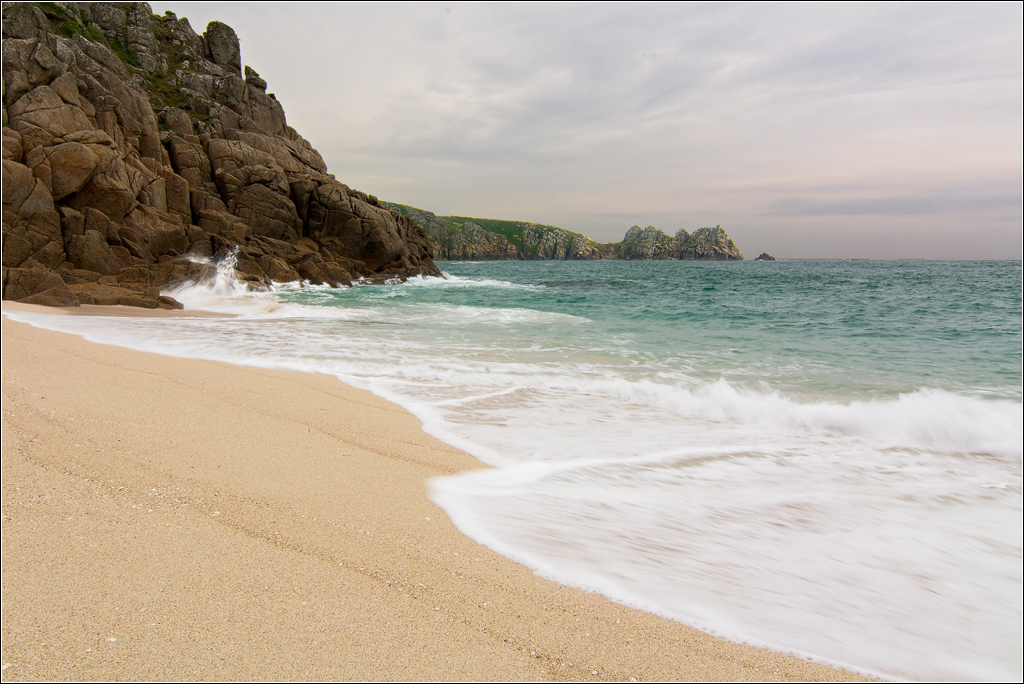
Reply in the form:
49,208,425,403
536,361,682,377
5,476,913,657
1,302,865,681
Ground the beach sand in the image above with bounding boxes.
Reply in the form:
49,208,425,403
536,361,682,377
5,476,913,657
1,303,867,681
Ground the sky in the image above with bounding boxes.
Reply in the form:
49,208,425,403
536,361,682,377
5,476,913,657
148,2,1022,259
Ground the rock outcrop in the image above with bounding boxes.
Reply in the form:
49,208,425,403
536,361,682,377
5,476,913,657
612,225,743,260
385,203,744,262
754,252,776,261
614,225,674,259
3,2,439,308
674,226,744,261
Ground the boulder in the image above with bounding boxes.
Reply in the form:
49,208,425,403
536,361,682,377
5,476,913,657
256,254,300,282
8,84,93,150
203,21,241,76
3,265,66,300
44,141,101,200
66,229,125,274
118,206,189,262
1,3,50,42
18,286,81,307
2,160,36,213
67,282,152,307
63,155,137,222
2,127,24,161
244,65,267,91
2,223,35,269
161,107,195,138
17,178,56,217
6,208,66,270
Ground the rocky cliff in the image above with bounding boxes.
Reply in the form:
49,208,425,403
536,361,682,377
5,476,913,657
2,2,439,309
383,203,604,261
383,203,743,262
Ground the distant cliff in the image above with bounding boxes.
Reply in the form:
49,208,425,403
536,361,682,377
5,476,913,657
383,203,605,260
3,2,439,309
384,203,743,262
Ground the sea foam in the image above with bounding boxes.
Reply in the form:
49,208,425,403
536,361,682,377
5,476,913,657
6,258,1020,681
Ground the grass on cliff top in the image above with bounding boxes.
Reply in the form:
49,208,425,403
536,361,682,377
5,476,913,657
441,219,472,234
447,217,528,241
384,202,411,217
385,202,620,247
446,216,600,245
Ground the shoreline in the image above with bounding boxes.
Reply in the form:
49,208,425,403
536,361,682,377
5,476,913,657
1,303,866,681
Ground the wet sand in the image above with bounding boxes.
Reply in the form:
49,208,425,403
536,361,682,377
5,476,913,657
1,302,867,681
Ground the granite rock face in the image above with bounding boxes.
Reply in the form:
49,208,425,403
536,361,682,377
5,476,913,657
3,2,439,308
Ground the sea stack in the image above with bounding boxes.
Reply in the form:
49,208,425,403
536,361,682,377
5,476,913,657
615,224,744,260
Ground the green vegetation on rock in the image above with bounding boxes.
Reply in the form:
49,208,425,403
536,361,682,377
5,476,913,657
383,204,744,261
383,203,604,260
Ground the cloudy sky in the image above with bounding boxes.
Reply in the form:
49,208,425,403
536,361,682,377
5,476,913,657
150,2,1021,258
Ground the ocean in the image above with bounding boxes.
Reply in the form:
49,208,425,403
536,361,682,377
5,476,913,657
8,258,1022,681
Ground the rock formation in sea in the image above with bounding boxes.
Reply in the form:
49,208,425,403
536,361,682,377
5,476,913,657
754,252,776,261
2,2,439,309
383,204,744,262
612,224,744,261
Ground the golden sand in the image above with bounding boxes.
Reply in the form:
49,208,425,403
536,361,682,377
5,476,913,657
1,303,867,681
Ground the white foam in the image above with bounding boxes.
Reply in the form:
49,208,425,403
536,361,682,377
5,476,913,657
430,446,1022,682
163,250,282,315
431,272,547,291
5,274,1020,682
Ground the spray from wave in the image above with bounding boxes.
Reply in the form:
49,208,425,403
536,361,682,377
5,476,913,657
160,248,278,315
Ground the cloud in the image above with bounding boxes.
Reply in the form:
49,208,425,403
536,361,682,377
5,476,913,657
150,2,1022,257
770,193,1021,218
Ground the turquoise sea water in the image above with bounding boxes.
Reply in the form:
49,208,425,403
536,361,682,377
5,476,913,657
9,259,1022,681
